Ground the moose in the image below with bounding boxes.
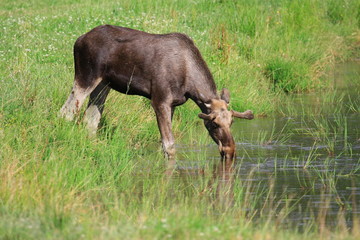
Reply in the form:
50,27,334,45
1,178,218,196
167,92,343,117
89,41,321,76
60,25,254,160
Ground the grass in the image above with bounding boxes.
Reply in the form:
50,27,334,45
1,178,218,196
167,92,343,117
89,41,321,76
1,0,360,239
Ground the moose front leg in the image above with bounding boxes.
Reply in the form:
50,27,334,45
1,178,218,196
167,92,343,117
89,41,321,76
152,103,176,159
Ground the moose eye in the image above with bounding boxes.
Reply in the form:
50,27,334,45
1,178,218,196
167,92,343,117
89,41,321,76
206,119,219,129
211,121,219,128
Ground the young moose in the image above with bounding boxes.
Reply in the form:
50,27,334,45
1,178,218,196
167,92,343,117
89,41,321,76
60,25,254,160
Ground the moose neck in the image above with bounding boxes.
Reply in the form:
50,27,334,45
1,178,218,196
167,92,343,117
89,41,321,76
187,67,218,114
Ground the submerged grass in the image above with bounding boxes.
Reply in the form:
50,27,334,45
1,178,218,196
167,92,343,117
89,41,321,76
1,0,360,239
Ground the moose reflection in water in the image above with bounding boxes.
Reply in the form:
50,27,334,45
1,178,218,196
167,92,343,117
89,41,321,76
166,159,236,210
59,25,254,161
209,160,235,209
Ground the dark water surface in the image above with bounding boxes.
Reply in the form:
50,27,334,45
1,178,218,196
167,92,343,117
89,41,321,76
173,62,360,228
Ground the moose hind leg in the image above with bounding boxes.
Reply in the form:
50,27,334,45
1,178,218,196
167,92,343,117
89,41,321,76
59,77,103,121
83,82,110,135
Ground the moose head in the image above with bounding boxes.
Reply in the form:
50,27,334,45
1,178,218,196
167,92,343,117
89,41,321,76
198,89,254,160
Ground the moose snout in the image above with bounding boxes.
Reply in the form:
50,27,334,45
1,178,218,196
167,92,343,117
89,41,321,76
217,131,236,161
219,144,236,161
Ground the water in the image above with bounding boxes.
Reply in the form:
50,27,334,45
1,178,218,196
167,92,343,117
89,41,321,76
173,62,360,228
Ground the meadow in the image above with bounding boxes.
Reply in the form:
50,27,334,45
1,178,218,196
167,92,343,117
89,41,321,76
1,0,360,239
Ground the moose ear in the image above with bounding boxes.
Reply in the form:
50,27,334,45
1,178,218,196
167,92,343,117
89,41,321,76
220,88,230,104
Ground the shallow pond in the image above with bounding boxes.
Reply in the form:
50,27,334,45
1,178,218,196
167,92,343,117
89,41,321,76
173,62,360,228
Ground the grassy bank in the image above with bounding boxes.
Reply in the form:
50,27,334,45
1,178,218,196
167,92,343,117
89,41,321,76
1,0,360,239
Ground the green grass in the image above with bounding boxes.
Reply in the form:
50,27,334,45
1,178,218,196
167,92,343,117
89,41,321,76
1,0,360,239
